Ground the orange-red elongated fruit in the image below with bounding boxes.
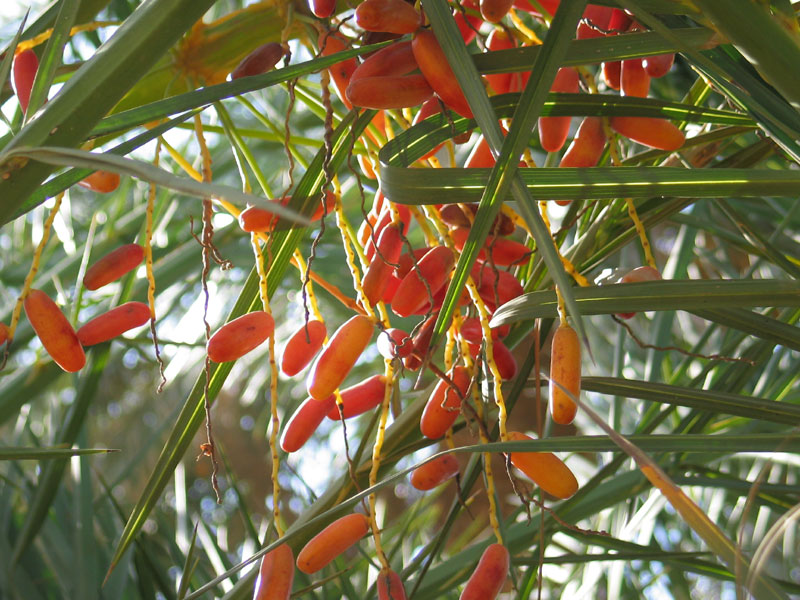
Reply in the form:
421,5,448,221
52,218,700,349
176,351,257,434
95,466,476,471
296,513,370,573
460,543,510,600
600,9,631,90
413,30,473,118
617,265,661,319
450,228,531,267
411,454,459,490
376,328,413,360
253,543,295,600
319,32,358,109
378,568,408,600
442,203,515,236
549,322,580,425
365,205,410,262
24,289,85,373
83,243,144,291
485,30,515,94
308,315,374,400
350,41,418,82
454,0,482,44
231,42,284,80
621,57,650,97
363,223,406,305
347,75,433,110
473,264,524,312
239,191,336,233
466,132,496,169
13,49,38,114
355,0,422,34
413,98,447,160
481,0,513,23
507,431,579,498
576,4,613,39
607,7,633,32
326,374,388,420
459,317,509,344
78,170,121,194
420,365,471,439
482,339,517,380
465,127,524,169
391,245,455,317
310,0,336,18
77,302,150,346
538,67,580,153
0,322,8,345
609,116,685,151
281,394,337,452
403,314,437,371
394,246,433,278
602,59,621,90
281,319,327,376
644,52,674,78
559,116,606,168
207,312,275,363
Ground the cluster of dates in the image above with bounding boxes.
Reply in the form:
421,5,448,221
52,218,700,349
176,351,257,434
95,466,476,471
3,244,149,372
6,0,676,597
220,0,679,598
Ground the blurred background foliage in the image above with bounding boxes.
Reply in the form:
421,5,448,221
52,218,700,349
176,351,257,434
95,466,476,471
0,0,799,599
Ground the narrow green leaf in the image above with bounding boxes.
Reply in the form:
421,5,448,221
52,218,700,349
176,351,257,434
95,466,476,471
11,345,110,565
0,446,117,460
693,0,800,110
491,279,800,324
2,146,310,224
582,377,800,424
13,109,200,219
573,395,791,600
0,0,219,224
381,167,800,205
423,0,588,348
89,41,394,139
472,27,715,74
690,307,800,352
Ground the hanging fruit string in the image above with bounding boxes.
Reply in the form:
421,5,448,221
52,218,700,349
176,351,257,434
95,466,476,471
367,356,394,571
160,138,363,314
463,344,504,545
293,250,325,324
423,202,511,443
332,176,376,319
7,192,64,346
16,21,118,53
146,138,167,392
193,112,223,504
602,129,658,270
251,233,285,537
624,198,657,269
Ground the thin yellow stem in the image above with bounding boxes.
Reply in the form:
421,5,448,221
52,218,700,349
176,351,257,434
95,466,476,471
293,249,324,322
9,193,64,341
508,9,542,44
539,201,589,287
471,370,504,545
368,358,394,570
624,199,657,269
333,177,375,319
251,234,284,537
